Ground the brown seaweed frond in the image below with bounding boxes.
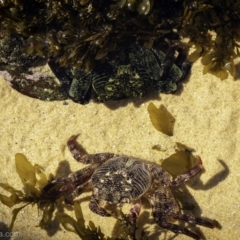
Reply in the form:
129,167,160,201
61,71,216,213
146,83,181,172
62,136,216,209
0,153,55,230
183,0,240,79
148,102,200,177
0,153,116,238
56,201,113,239
1,0,240,79
114,209,148,240
0,0,185,72
147,102,175,136
160,143,198,178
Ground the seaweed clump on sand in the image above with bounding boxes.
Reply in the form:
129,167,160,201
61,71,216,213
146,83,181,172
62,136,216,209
0,153,54,230
0,0,185,71
0,153,112,239
0,0,191,103
0,153,161,239
0,0,240,101
183,0,240,79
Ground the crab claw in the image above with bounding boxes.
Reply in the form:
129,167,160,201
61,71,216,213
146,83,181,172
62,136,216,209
127,202,141,224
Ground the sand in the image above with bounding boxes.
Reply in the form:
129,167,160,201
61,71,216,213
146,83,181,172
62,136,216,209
0,58,240,240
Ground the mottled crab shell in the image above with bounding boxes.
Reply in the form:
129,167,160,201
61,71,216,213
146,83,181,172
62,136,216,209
91,156,152,204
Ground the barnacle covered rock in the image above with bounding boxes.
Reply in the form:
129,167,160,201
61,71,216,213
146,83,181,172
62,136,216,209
0,32,40,72
49,43,191,104
0,32,68,101
0,0,191,102
1,0,239,103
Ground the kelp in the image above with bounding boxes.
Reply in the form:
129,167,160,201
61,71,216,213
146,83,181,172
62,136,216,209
1,0,239,82
148,102,200,177
0,153,55,230
147,102,175,136
115,209,149,240
183,0,240,79
151,142,199,177
57,202,112,239
57,202,150,239
0,153,144,239
161,143,198,177
0,0,184,72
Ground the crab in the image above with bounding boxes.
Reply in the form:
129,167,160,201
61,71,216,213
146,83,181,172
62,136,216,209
43,136,219,239
48,42,191,104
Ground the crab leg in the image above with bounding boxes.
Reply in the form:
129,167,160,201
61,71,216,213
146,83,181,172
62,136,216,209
151,188,201,240
170,212,220,229
67,135,117,164
160,44,178,79
53,165,96,186
170,156,203,187
42,165,95,201
65,181,91,204
156,221,200,239
89,195,112,217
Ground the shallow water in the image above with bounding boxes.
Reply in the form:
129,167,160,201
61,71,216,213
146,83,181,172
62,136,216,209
0,57,240,239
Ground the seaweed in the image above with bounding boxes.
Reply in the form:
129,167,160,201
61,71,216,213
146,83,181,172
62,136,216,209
148,102,200,177
0,153,150,239
147,102,175,136
0,0,184,72
114,209,149,240
57,202,149,239
183,0,240,79
0,153,54,230
161,143,198,177
57,201,112,239
0,153,109,239
1,0,239,105
0,0,239,86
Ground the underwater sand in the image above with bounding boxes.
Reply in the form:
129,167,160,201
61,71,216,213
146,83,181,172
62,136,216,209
0,58,240,240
